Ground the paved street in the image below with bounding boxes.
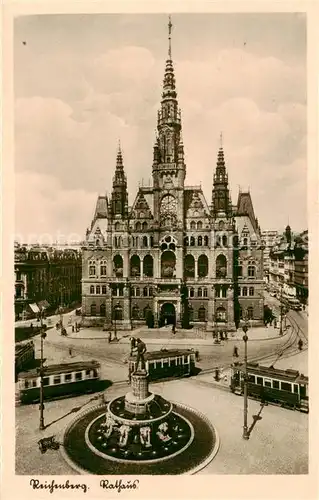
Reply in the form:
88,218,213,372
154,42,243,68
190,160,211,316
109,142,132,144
16,375,308,475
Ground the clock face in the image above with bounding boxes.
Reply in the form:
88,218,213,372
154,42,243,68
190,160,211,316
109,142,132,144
160,194,177,214
160,195,177,229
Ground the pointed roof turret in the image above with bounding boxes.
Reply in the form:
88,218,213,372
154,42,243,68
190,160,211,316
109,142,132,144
111,142,128,217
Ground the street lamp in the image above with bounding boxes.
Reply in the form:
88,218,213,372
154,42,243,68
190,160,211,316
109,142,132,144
242,316,249,440
38,309,47,430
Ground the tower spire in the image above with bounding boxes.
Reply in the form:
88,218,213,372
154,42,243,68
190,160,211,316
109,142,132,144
111,143,128,217
219,131,223,149
168,15,173,59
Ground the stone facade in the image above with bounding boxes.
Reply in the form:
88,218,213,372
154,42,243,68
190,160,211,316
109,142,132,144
82,22,264,331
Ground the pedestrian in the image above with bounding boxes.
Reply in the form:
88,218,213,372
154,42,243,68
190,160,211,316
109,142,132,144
233,346,239,358
273,317,277,328
214,368,220,382
225,331,228,341
172,324,176,335
69,348,72,357
72,325,74,333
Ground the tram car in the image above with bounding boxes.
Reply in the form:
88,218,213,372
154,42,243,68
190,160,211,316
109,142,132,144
128,348,196,381
230,362,309,413
17,360,102,404
15,341,35,376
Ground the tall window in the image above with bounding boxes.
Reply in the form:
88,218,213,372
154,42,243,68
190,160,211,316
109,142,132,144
242,287,248,296
197,221,203,230
100,261,107,276
143,255,154,277
190,221,196,230
89,261,96,276
198,288,202,297
184,254,195,278
203,288,208,297
198,306,206,321
142,221,148,231
249,287,254,296
132,305,139,320
247,306,254,319
248,266,256,277
198,236,202,246
237,265,243,277
190,236,195,246
136,222,141,231
198,255,208,278
142,236,148,248
184,237,189,246
90,285,95,294
143,287,148,297
90,303,97,316
100,303,106,317
190,287,195,298
96,285,100,295
204,235,209,246
102,285,107,294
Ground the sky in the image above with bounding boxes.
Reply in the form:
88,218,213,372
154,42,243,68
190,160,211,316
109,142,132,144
14,13,307,243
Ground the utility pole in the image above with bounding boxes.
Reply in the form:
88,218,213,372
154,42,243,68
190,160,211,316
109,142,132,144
279,285,283,336
242,314,249,440
39,310,46,430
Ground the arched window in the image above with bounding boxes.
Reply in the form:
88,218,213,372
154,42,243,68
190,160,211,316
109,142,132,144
198,306,206,321
100,260,107,276
143,305,151,319
247,306,254,319
131,288,135,297
203,287,208,297
242,287,248,296
114,222,120,231
161,251,176,278
142,221,148,231
190,236,195,246
113,255,123,277
216,306,226,322
198,236,202,246
188,305,194,321
198,255,208,278
237,265,243,277
142,236,148,248
143,287,148,297
243,237,248,246
102,285,107,294
90,303,97,316
113,305,123,321
216,254,227,278
132,305,140,320
190,221,196,230
184,254,195,278
184,237,189,246
90,285,95,294
143,255,153,277
222,235,228,247
197,221,203,230
248,266,256,277
249,287,254,296
89,263,96,276
222,286,227,298
198,288,202,297
149,287,153,297
190,287,195,298
96,285,100,295
136,288,140,297
100,303,106,317
150,236,154,247
136,222,142,231
130,255,141,277
204,235,209,246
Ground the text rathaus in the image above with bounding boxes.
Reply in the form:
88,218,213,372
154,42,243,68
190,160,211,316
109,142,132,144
82,20,264,332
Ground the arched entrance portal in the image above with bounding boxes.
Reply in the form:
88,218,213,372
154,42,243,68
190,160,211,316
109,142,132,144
160,303,176,327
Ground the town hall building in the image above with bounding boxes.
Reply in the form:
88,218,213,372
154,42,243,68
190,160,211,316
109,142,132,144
82,20,264,332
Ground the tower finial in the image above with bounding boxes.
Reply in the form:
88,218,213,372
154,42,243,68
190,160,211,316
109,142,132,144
219,131,223,149
168,15,173,59
118,138,121,152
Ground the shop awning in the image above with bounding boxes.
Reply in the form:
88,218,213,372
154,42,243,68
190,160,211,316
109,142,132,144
29,303,40,314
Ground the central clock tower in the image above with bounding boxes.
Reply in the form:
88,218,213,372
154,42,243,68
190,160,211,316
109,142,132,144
152,18,185,237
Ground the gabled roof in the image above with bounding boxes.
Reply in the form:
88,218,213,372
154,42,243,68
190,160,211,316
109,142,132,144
236,192,258,232
184,186,210,218
130,188,153,219
93,195,108,219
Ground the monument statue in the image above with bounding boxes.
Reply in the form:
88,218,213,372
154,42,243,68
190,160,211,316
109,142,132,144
135,338,147,371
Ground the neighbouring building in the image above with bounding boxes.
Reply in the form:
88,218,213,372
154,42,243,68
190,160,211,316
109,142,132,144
14,245,82,320
261,230,279,282
268,226,308,304
81,20,264,331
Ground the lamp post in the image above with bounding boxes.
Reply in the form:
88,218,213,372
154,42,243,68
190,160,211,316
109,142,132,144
38,309,47,430
242,316,249,440
279,285,283,336
59,285,64,329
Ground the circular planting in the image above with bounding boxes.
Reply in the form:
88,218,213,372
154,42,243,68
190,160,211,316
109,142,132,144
61,403,219,475
86,411,193,463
